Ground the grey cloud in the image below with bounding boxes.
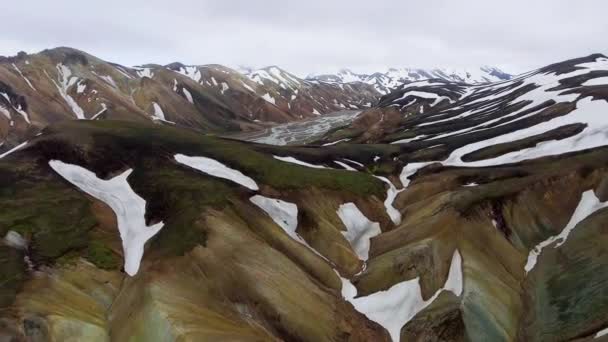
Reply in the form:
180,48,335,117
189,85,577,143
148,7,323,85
1,0,606,76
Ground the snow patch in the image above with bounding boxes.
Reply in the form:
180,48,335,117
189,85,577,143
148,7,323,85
596,326,608,338
582,76,608,86
220,82,229,94
337,203,381,260
346,249,463,342
250,195,300,242
0,104,11,120
135,67,154,79
48,160,164,276
175,66,201,83
373,176,402,225
76,80,87,94
3,231,27,250
262,93,276,105
49,64,85,119
182,88,194,104
525,190,608,273
400,162,434,188
151,102,166,121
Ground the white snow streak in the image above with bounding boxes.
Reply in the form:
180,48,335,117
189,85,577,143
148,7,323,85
250,195,300,242
76,80,87,94
262,93,276,105
50,64,85,119
334,160,357,171
135,68,154,79
151,102,166,121
0,141,28,159
596,326,608,338
12,63,36,91
337,203,381,261
399,162,434,188
90,103,108,120
322,138,351,146
273,155,327,169
174,154,259,190
99,74,118,89
0,104,11,120
525,190,608,273
182,88,194,104
176,66,201,83
373,176,402,225
444,97,608,167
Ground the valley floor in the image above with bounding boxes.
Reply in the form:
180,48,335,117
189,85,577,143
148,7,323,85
229,110,361,145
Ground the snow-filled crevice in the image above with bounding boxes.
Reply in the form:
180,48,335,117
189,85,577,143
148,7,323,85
373,176,402,225
525,190,608,273
49,64,86,119
343,249,463,342
249,195,327,260
337,203,381,261
48,160,164,276
250,195,299,240
175,154,259,191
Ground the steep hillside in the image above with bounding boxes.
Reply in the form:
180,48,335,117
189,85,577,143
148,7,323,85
320,53,608,157
309,66,512,95
0,47,380,151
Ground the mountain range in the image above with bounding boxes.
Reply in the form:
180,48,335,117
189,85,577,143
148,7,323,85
307,66,512,95
0,47,511,151
2,50,608,341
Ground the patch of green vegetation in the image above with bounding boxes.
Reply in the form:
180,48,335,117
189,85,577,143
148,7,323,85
320,125,362,142
0,169,97,262
366,162,396,176
152,206,208,257
525,209,608,340
85,241,120,270
48,120,387,197
382,131,419,143
129,162,226,256
55,250,80,267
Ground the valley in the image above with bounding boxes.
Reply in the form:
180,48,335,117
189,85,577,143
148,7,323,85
1,50,608,341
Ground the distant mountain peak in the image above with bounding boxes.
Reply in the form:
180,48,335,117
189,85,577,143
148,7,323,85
307,66,513,94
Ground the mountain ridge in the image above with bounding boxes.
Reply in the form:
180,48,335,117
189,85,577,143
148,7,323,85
307,65,513,94
0,46,380,151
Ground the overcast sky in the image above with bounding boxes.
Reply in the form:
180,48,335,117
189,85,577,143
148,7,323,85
1,0,606,76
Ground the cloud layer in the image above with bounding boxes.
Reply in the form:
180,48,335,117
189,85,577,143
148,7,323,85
1,0,606,76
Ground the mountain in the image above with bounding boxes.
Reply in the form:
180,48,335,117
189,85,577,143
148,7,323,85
3,54,608,341
0,47,380,150
308,66,512,95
